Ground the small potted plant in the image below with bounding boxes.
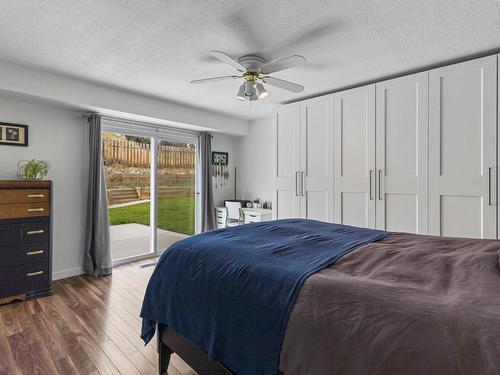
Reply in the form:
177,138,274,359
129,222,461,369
17,159,50,180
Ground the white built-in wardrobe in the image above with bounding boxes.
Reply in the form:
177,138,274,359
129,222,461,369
273,54,499,239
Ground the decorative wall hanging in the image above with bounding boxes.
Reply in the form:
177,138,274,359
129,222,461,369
212,151,229,189
212,151,228,165
0,122,28,146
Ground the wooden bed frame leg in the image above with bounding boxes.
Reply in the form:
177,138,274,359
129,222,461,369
159,341,172,375
158,325,173,375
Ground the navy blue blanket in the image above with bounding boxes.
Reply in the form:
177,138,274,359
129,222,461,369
140,219,389,375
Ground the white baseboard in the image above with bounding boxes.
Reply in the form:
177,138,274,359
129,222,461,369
52,267,85,281
53,251,164,280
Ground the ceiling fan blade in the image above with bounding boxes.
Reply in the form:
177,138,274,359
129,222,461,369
263,77,304,93
210,51,245,71
190,75,240,84
261,55,306,74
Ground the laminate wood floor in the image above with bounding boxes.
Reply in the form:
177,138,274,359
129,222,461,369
0,259,197,375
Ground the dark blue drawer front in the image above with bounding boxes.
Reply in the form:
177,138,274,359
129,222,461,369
0,223,22,246
0,220,50,245
0,241,49,267
0,261,50,298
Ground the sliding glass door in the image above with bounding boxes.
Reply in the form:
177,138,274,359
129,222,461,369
155,140,196,251
103,132,153,261
101,122,198,263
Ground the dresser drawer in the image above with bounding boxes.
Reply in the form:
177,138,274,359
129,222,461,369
22,221,50,243
0,189,49,204
0,241,49,267
0,261,50,298
0,221,49,245
0,202,50,220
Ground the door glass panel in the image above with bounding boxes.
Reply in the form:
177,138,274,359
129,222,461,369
156,140,196,251
102,132,152,260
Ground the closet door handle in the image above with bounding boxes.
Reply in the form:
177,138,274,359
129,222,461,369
301,172,305,197
378,170,383,200
295,172,299,196
369,170,374,200
488,166,495,206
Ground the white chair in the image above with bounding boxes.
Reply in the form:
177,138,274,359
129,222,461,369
225,201,243,227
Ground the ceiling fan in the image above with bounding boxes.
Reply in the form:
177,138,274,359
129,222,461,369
190,51,306,101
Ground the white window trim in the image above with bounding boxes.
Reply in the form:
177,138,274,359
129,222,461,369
101,115,199,144
101,115,201,264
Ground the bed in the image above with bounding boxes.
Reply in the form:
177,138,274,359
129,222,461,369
141,219,500,375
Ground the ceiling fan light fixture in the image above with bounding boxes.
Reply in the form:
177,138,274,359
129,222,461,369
236,84,246,100
255,83,268,99
193,51,306,102
244,80,255,97
250,89,258,101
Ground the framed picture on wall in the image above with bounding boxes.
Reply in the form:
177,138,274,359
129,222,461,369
212,151,228,165
0,122,28,147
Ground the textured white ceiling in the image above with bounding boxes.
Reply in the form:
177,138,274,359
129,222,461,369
1,0,500,120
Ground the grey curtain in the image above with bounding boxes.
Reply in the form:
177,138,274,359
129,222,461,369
84,114,112,276
198,132,216,231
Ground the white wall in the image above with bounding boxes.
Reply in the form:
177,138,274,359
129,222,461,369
234,116,274,203
0,59,250,136
211,133,236,206
0,96,87,280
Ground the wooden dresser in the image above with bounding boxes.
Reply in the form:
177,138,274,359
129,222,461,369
0,180,52,301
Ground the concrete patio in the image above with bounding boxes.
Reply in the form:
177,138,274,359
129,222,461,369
110,223,187,260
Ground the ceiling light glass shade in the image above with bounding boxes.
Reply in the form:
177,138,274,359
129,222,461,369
255,83,268,99
244,80,255,97
236,84,246,100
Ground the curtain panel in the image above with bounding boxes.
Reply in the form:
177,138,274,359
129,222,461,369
84,114,112,276
198,132,216,231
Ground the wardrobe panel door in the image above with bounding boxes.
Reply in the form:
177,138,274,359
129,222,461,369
429,55,497,239
376,72,429,234
274,103,301,219
300,95,334,222
498,55,500,239
334,85,376,228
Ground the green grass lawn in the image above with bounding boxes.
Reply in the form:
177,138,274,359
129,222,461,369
108,196,195,235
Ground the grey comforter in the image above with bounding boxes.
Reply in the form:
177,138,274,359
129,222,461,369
280,233,500,375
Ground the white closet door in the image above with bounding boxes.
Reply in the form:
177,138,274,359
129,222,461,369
334,85,376,228
300,95,334,222
498,55,500,238
376,72,429,233
429,55,497,239
273,103,301,219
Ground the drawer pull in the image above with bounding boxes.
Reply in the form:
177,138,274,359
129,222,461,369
27,208,45,212
26,271,44,277
27,250,44,256
27,194,45,198
27,230,44,235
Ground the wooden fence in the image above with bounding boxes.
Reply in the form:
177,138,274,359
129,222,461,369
106,173,195,188
103,139,195,169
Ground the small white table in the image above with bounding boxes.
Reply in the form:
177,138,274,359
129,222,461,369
215,207,272,228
